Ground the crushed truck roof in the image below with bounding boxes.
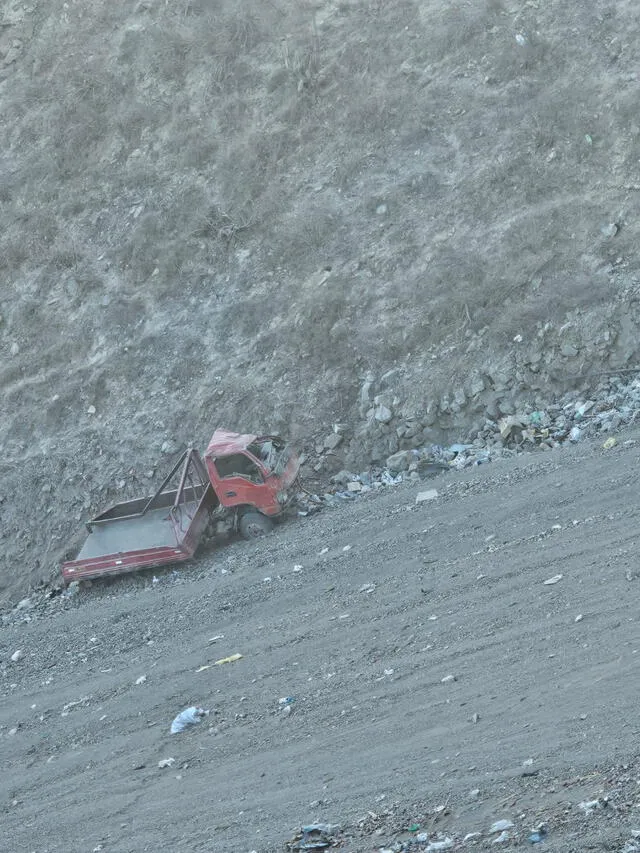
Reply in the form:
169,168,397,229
205,429,257,457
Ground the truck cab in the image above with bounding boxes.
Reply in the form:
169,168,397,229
204,430,300,534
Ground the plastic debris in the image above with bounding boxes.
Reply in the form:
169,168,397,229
603,437,617,449
64,580,81,598
543,574,563,585
528,829,547,844
170,706,210,734
214,653,243,665
493,831,510,844
490,820,515,833
10,649,23,663
287,823,341,850
135,675,147,685
416,489,438,504
426,839,453,851
569,426,582,442
579,798,604,815
158,757,175,769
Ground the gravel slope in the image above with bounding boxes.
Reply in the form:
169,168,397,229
2,435,640,852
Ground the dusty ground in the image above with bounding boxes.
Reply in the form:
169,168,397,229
3,434,640,852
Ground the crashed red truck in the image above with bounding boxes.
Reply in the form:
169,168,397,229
62,429,301,584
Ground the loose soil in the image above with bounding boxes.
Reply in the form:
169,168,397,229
3,435,640,851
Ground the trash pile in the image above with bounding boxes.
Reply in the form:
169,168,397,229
307,375,640,507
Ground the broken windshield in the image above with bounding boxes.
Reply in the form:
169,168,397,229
249,437,288,475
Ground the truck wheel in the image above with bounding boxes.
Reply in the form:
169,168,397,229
239,511,274,539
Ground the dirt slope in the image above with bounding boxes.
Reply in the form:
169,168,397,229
3,435,640,851
4,0,640,599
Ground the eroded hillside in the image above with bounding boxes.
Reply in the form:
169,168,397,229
2,0,640,598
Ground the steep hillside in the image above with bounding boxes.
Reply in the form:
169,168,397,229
2,0,640,598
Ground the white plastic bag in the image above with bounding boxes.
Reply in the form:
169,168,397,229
170,706,209,734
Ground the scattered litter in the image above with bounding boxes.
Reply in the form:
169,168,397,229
579,798,605,815
135,675,147,685
575,614,583,623
287,823,341,850
61,696,91,716
416,489,438,504
359,583,376,594
170,706,210,734
493,831,511,844
342,545,352,552
319,547,329,555
528,829,547,844
603,437,617,449
464,832,482,842
10,650,23,663
543,574,563,585
569,426,582,442
293,564,303,573
490,820,515,833
64,580,81,598
279,697,295,707
214,653,243,665
208,635,224,643
441,674,456,683
195,665,211,673
426,838,453,851
158,757,175,769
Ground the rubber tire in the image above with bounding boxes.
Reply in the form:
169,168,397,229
239,511,274,540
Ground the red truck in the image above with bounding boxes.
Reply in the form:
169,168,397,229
62,429,300,583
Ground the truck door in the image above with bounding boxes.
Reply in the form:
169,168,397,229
210,453,274,510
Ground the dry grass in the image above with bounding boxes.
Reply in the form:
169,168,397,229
1,0,638,399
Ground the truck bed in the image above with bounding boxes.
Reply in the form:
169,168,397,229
62,450,216,583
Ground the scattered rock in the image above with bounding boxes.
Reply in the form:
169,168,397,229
600,222,619,238
324,432,343,451
561,344,579,357
10,649,23,663
374,404,393,424
386,450,413,471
